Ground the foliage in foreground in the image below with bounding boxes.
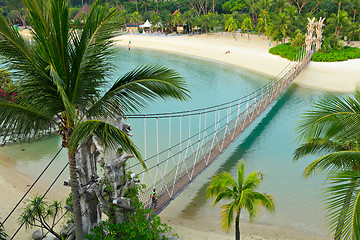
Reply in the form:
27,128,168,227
85,183,176,240
269,43,303,61
206,161,275,240
0,221,7,240
312,47,360,62
324,171,360,240
293,89,360,239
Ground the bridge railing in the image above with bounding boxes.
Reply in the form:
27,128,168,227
127,46,314,212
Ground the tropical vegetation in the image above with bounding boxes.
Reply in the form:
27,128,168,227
294,90,360,239
207,161,275,240
0,0,189,239
85,178,175,240
18,195,63,239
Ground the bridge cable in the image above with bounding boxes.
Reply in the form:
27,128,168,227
10,162,69,240
0,147,63,228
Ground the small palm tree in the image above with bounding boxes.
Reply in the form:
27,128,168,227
207,161,275,240
18,195,63,239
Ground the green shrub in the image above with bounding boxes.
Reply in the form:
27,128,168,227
269,43,303,61
312,47,360,62
85,198,176,240
270,43,360,62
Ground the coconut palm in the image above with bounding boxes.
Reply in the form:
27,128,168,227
294,91,360,240
207,161,275,240
0,0,189,239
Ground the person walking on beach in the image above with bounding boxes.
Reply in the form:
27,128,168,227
150,189,157,209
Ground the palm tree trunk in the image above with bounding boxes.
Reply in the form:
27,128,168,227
68,151,84,240
235,210,240,240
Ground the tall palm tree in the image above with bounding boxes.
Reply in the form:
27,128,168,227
207,161,275,240
257,0,272,31
294,91,360,240
241,16,253,40
327,10,351,41
0,0,189,239
225,16,238,40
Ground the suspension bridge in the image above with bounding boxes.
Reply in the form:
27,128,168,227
125,47,314,214
1,44,315,239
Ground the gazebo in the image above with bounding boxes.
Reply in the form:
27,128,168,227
139,19,152,33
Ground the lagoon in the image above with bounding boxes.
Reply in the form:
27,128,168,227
0,46,331,238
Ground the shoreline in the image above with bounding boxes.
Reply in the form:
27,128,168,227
0,31,339,239
114,33,360,93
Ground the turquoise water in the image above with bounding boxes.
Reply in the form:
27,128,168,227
0,47,332,236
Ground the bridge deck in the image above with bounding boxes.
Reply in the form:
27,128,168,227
137,51,314,214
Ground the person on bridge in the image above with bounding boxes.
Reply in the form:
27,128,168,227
150,189,158,209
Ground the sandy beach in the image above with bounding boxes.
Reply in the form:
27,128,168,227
2,31,355,239
114,33,360,93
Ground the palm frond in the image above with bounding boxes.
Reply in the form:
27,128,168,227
303,151,360,177
69,0,121,110
293,138,344,161
0,101,56,141
296,94,360,144
323,171,360,240
220,202,236,230
69,120,144,168
85,65,190,118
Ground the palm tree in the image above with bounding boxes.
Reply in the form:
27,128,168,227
270,12,290,43
130,11,142,24
140,0,150,13
241,16,253,40
294,91,360,240
18,195,63,239
225,16,238,40
257,0,272,31
207,161,275,240
327,10,351,42
183,9,195,33
0,0,189,239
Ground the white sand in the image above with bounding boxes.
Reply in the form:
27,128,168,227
114,33,360,93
